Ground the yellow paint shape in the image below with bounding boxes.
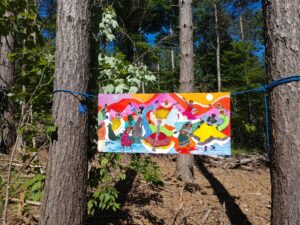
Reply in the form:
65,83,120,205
111,118,121,131
132,94,155,103
193,123,226,143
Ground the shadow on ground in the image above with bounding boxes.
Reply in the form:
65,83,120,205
87,167,164,225
196,157,252,225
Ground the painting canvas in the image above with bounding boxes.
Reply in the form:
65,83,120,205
98,93,231,155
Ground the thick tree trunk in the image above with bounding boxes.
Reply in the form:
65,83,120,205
263,1,300,225
214,2,221,92
38,0,91,225
175,0,194,181
0,11,16,154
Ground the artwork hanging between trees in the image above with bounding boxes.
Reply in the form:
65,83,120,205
98,93,231,155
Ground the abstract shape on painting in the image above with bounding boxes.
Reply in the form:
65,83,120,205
97,93,231,155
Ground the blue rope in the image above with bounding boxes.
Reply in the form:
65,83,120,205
53,89,97,114
53,89,98,99
231,75,300,152
232,75,300,96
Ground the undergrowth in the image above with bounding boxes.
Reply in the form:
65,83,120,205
87,153,163,216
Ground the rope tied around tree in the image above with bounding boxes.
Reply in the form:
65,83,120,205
53,89,97,114
231,75,300,96
231,75,300,155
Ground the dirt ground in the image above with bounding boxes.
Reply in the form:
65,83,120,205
88,156,271,225
1,155,271,225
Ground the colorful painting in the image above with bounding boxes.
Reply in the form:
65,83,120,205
98,93,231,155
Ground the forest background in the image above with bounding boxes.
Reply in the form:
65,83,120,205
0,0,267,221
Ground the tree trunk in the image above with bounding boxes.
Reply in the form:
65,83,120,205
214,2,221,92
157,58,160,91
263,1,300,224
38,0,91,224
240,14,244,41
0,11,16,154
175,0,194,181
171,49,175,70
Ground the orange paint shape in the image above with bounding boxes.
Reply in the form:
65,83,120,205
178,92,229,106
170,136,196,155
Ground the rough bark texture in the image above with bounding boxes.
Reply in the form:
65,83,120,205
214,2,221,92
263,1,300,225
175,0,194,181
0,11,16,154
38,0,91,225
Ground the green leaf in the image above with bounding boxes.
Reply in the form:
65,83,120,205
30,191,43,201
100,158,108,166
31,181,42,191
128,86,138,94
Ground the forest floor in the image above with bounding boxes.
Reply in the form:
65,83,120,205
88,156,271,225
1,154,271,225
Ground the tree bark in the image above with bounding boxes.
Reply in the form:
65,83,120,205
263,1,300,224
0,11,16,154
157,58,160,91
38,0,91,224
239,14,244,41
171,49,175,70
214,2,221,92
175,0,194,181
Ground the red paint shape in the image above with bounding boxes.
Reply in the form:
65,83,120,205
108,99,141,112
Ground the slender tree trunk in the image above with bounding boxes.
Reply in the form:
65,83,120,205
263,1,300,224
157,59,160,91
170,23,175,70
0,11,16,154
142,82,145,93
38,0,91,224
214,2,221,92
175,0,194,181
171,49,175,70
240,14,244,41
